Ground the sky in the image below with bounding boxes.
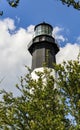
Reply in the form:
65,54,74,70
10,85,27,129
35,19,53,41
0,0,80,95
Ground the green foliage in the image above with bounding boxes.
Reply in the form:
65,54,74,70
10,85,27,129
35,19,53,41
7,0,20,7
60,0,80,10
0,0,20,16
0,57,80,129
55,59,80,128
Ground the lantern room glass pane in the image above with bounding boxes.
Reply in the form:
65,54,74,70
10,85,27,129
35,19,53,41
35,24,52,36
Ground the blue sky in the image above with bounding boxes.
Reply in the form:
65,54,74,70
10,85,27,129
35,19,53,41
0,0,80,45
0,0,80,94
1,0,80,43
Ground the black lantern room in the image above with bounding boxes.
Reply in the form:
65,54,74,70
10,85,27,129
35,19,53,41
28,22,59,71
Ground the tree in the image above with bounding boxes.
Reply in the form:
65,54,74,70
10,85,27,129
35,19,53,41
7,0,20,7
54,58,80,129
0,0,20,16
60,0,80,10
0,56,80,130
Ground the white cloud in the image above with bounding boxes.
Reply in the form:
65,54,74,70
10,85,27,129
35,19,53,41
53,26,67,43
53,26,79,63
27,25,34,34
76,36,80,44
0,18,33,93
53,26,63,35
56,43,79,64
0,18,16,31
15,16,20,23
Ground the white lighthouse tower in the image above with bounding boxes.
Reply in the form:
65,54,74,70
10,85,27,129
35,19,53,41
28,22,59,78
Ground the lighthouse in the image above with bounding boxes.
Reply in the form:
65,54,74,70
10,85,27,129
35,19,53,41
28,22,59,77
